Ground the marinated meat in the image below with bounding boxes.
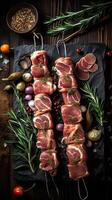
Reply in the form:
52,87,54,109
80,57,93,71
62,88,81,105
75,53,98,80
34,94,52,115
33,112,53,129
54,54,89,180
58,75,77,92
84,53,96,65
77,57,98,73
31,65,49,78
66,144,87,165
75,64,90,81
67,162,88,180
77,58,92,72
39,150,59,174
62,124,85,144
36,129,56,150
33,77,56,95
31,50,48,66
31,50,59,176
55,57,73,76
88,63,98,72
61,104,82,124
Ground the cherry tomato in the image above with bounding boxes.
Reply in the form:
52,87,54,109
106,51,112,57
76,48,81,54
0,44,10,54
13,186,24,197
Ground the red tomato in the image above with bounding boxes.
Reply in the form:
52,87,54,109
13,186,24,197
106,51,112,57
76,48,81,54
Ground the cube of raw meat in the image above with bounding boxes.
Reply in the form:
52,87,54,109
39,150,59,174
66,144,87,165
61,105,82,124
55,57,73,76
36,129,56,150
62,88,81,105
33,112,53,129
34,94,52,115
33,77,56,95
67,162,89,180
31,65,49,78
62,124,85,144
31,50,48,66
58,75,77,92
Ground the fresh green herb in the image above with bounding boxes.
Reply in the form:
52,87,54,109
81,82,104,126
7,88,38,174
47,14,101,35
41,77,49,83
64,75,71,81
68,88,74,95
44,1,112,38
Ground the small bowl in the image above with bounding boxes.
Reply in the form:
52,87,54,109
6,2,38,34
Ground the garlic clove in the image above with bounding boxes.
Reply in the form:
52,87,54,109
87,129,102,141
18,55,31,69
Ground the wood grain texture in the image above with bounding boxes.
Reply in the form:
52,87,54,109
0,0,111,199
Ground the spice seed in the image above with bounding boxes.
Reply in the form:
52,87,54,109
11,7,36,32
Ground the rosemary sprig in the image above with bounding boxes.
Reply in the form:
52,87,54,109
44,1,112,35
13,89,36,135
7,89,38,174
81,83,104,126
45,2,111,24
47,14,101,35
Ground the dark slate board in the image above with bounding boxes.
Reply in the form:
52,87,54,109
12,42,106,183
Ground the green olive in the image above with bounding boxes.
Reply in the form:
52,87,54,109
16,82,25,91
22,73,32,82
2,72,23,81
87,129,102,142
3,85,12,91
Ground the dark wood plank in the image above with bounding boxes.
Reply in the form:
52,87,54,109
0,0,112,199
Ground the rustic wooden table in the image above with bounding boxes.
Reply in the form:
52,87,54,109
0,0,112,199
